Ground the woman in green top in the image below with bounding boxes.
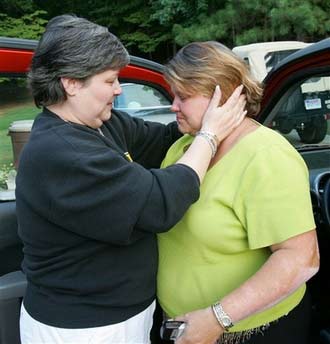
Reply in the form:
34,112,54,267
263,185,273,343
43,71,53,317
157,41,319,344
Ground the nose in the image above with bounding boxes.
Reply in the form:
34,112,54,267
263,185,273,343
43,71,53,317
114,79,122,95
171,96,180,112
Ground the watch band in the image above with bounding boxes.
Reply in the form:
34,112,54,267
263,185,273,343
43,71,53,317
212,302,234,331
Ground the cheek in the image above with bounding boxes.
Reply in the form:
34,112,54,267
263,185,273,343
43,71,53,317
193,102,208,123
92,91,110,106
89,83,108,98
199,98,210,113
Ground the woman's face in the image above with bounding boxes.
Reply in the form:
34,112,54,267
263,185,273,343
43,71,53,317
72,69,122,128
171,90,210,135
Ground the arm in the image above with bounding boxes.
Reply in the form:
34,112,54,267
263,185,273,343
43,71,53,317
118,85,246,178
176,85,246,183
114,111,182,168
175,230,319,344
45,87,244,244
47,147,201,244
223,229,319,321
175,144,319,344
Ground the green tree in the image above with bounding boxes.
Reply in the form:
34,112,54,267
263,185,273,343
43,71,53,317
0,0,36,16
88,0,174,60
169,0,330,47
269,0,330,41
33,0,93,19
0,11,47,39
150,0,212,53
1,0,329,61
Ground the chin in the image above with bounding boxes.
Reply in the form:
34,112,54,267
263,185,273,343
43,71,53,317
177,123,189,135
179,127,195,136
101,111,112,122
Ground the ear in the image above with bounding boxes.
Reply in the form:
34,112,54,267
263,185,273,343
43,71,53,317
60,77,82,96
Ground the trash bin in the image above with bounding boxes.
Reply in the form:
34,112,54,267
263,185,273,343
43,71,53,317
7,120,34,168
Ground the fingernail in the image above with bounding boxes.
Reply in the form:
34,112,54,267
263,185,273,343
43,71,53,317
215,85,220,92
235,85,243,94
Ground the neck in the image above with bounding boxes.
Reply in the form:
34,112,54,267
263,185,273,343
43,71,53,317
210,118,258,166
48,103,84,126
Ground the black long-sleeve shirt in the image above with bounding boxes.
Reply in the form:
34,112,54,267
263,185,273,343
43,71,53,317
16,108,200,328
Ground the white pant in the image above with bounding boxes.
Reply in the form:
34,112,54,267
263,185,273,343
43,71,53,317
20,301,156,344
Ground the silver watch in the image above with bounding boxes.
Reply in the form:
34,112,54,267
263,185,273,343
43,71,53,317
212,302,234,331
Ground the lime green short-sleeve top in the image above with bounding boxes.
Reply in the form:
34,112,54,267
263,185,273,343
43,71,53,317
157,124,315,332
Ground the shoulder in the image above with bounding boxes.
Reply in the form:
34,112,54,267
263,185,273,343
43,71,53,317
27,118,109,168
248,124,295,150
243,125,305,167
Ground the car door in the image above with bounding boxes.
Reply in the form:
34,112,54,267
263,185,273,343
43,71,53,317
257,38,330,344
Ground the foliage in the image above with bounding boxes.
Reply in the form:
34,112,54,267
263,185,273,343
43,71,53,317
0,163,15,190
150,0,209,25
0,10,47,39
0,78,10,84
0,0,36,16
0,0,329,61
269,0,330,41
171,0,330,47
77,0,173,60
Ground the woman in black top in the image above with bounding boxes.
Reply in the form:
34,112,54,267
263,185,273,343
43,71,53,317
17,14,246,343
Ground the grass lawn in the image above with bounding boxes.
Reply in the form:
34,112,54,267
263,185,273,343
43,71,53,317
0,104,39,167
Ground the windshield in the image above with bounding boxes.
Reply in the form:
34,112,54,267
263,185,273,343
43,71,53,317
266,74,330,150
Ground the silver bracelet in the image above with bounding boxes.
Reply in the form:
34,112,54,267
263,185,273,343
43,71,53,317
196,131,217,158
212,302,234,331
197,130,219,145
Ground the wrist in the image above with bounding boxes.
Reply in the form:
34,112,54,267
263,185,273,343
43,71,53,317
211,302,234,332
197,129,219,145
195,131,218,158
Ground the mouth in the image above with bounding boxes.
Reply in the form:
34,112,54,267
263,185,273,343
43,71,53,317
176,114,184,122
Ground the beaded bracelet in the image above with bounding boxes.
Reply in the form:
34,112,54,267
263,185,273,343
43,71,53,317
196,130,217,158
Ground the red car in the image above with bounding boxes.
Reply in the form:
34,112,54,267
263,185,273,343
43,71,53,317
0,37,329,344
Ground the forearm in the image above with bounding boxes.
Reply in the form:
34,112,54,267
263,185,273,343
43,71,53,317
175,232,318,344
219,232,319,324
176,135,213,183
175,85,246,183
130,120,181,168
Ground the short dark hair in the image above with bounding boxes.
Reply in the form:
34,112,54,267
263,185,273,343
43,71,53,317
29,14,130,107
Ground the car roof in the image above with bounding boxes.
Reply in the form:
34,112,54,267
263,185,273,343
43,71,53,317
233,41,312,55
0,36,164,74
0,36,170,94
265,38,330,82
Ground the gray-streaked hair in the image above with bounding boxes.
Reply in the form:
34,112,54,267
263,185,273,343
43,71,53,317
164,41,263,117
29,14,130,107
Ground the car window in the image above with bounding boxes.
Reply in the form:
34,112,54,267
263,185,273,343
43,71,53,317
115,83,171,108
266,74,330,149
113,83,174,124
264,49,300,73
243,57,249,65
0,80,176,168
0,77,38,167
